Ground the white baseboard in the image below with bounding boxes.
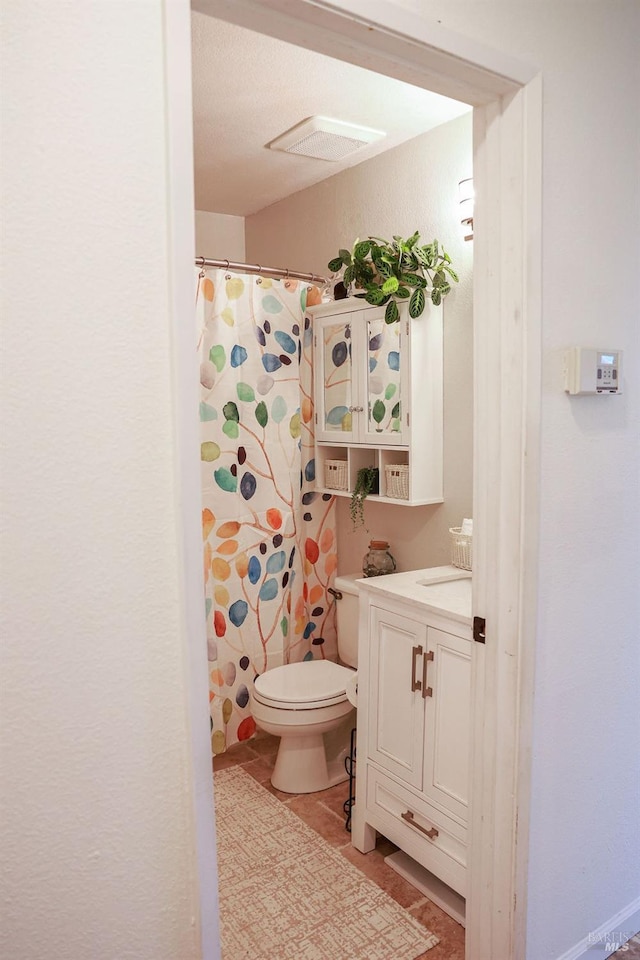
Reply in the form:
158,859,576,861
554,895,640,960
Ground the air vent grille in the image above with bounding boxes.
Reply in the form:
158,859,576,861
268,116,385,162
284,130,368,161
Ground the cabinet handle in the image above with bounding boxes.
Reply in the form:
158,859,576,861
401,810,439,840
422,649,434,699
348,405,364,412
410,645,423,692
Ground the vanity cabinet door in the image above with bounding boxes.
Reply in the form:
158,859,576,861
367,605,428,790
422,627,471,823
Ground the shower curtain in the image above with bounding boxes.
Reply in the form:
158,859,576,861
196,268,338,755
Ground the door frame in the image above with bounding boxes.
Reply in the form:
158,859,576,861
168,2,542,957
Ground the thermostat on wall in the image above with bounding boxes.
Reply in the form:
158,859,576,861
563,347,623,395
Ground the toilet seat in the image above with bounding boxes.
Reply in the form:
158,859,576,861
253,660,354,710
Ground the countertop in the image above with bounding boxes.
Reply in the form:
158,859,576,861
354,564,472,626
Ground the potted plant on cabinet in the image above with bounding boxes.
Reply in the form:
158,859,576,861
328,231,458,324
349,466,379,530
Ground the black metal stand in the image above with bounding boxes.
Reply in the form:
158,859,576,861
343,726,357,832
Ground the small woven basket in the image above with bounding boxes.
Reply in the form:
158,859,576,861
324,459,348,491
449,527,472,570
385,464,409,500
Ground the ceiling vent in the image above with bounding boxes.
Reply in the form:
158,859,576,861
267,116,386,162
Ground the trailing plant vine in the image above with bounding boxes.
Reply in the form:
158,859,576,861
350,466,379,530
328,231,458,324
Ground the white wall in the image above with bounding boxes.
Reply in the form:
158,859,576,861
247,114,474,575
0,2,217,959
195,209,245,260
3,2,639,959
390,2,640,958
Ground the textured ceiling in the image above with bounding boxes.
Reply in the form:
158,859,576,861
191,12,471,217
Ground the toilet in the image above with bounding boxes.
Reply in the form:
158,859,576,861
251,573,360,794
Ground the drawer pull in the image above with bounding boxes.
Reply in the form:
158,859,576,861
401,810,439,840
422,649,434,699
410,645,423,692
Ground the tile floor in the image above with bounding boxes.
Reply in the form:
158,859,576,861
612,937,640,960
213,733,640,960
213,732,464,960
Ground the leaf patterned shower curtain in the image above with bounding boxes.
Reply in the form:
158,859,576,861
196,269,338,755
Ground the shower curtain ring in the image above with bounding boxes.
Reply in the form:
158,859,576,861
256,265,263,284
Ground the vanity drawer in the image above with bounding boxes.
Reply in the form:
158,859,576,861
365,765,467,897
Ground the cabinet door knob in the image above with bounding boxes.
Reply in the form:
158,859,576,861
422,649,434,698
401,810,439,840
410,645,423,692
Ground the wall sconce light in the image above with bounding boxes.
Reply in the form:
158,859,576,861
459,177,474,241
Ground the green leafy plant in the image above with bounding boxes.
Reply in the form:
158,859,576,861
328,231,458,324
350,466,379,530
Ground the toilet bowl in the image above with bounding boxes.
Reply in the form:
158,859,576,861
251,573,360,794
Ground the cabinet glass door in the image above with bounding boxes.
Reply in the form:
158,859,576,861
319,319,354,438
365,315,403,443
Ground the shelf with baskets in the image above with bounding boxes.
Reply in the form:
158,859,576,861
307,297,443,507
315,446,416,503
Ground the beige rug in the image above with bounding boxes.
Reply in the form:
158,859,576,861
214,767,438,960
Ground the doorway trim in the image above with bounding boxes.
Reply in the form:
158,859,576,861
174,3,542,957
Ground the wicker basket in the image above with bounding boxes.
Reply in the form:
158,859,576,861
384,463,409,500
324,459,348,491
449,527,473,570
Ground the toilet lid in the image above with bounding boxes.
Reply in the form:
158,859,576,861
253,660,354,710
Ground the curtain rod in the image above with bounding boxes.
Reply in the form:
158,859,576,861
195,257,327,286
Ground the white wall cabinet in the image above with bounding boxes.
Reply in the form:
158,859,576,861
353,581,472,898
307,297,443,506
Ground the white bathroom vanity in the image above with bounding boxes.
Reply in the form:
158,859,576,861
351,565,472,924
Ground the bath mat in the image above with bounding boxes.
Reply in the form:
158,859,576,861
213,766,438,960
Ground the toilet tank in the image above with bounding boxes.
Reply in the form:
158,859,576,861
333,574,362,668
